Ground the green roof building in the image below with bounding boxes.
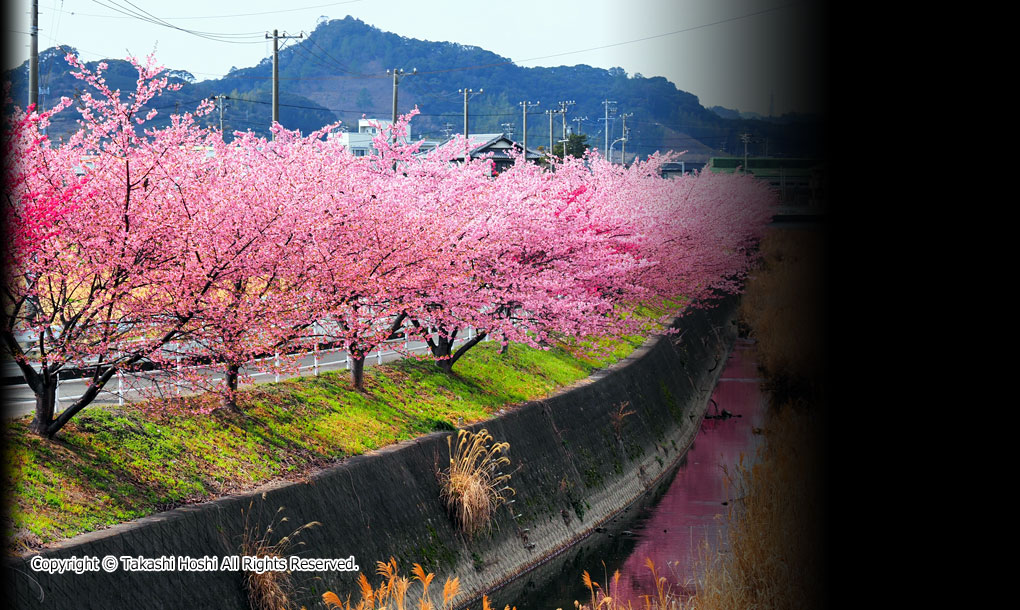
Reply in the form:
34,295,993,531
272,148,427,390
707,157,826,207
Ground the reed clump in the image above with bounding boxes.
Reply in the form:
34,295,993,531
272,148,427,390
438,428,514,537
240,494,321,610
319,558,493,610
738,228,827,408
688,403,823,610
689,226,826,609
574,559,690,610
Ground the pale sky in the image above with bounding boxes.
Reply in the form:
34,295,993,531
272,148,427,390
4,0,827,116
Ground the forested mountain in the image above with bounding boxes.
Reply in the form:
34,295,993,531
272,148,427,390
4,16,825,161
3,46,336,144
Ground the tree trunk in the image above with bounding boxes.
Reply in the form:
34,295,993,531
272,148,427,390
440,331,487,374
29,376,58,437
350,352,366,390
222,363,241,412
407,320,484,374
435,335,453,357
434,334,453,372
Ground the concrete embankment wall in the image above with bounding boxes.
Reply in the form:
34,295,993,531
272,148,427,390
5,298,738,609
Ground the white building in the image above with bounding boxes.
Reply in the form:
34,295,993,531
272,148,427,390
330,119,413,157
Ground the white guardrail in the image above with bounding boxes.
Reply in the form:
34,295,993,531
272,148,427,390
9,328,486,408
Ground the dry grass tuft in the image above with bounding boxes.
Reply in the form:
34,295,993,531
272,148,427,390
689,404,824,610
610,401,636,440
438,428,514,537
574,559,689,609
240,494,321,610
319,558,466,610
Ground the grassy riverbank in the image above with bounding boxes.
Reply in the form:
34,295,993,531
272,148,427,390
4,332,648,556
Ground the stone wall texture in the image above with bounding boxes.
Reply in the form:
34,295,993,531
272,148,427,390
5,298,738,609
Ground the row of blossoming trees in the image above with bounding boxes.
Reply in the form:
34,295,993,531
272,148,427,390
3,56,775,439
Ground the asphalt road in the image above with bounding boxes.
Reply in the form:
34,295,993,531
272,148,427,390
3,336,476,421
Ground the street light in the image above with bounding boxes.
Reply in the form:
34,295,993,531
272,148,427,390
609,136,626,164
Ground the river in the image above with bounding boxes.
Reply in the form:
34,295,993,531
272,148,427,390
476,338,766,609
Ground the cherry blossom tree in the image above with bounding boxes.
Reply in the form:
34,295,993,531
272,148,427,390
3,55,776,433
141,126,333,411
2,95,86,265
601,152,774,309
300,113,489,388
2,54,239,437
386,146,654,372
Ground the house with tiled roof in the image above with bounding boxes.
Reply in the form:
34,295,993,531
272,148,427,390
451,133,544,172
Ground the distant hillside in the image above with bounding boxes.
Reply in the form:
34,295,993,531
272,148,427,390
709,105,768,121
3,46,337,142
4,17,825,161
709,105,742,120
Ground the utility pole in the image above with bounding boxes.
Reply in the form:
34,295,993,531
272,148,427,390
519,101,539,162
214,94,227,132
740,133,752,174
571,116,586,136
265,29,303,134
546,109,556,155
600,99,617,157
387,68,416,143
620,112,632,165
29,0,38,109
458,87,483,155
558,100,575,157
501,122,514,139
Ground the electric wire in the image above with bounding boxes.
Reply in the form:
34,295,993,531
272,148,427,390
59,0,367,20
86,0,267,44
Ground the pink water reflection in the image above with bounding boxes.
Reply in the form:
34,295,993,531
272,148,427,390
606,339,765,602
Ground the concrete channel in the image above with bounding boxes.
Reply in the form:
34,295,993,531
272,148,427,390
4,298,739,610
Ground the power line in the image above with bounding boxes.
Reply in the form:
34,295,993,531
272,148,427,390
284,39,351,75
30,41,382,82
516,2,801,65
112,0,264,36
36,1,802,92
58,0,368,20
86,0,267,44
149,97,214,111
303,35,369,77
40,0,68,110
30,36,378,82
410,2,802,77
221,97,334,112
105,96,749,152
